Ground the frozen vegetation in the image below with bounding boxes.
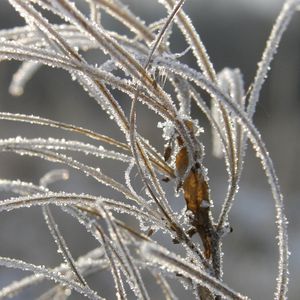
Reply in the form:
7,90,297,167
0,0,299,299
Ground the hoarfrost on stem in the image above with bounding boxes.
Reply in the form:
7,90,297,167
0,0,297,299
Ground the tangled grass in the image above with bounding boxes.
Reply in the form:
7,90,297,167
0,0,299,299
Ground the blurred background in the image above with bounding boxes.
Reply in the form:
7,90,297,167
0,0,299,299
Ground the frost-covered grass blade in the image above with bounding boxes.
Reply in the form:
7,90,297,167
0,0,297,299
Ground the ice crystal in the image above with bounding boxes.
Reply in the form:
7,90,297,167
0,0,297,299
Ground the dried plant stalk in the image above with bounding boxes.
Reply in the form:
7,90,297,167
0,0,298,299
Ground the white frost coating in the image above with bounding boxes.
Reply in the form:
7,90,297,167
0,192,100,212
40,169,69,188
153,55,289,300
0,41,138,96
0,0,295,299
0,245,106,299
103,199,160,225
158,120,176,141
0,137,130,162
76,73,129,135
0,112,128,151
158,0,217,80
0,144,140,204
99,206,150,300
8,0,77,59
142,243,249,300
124,159,149,209
172,76,192,115
95,0,154,43
49,0,147,82
216,68,245,236
61,206,128,300
213,68,243,159
237,2,299,298
0,256,104,300
151,272,179,300
42,204,88,287
8,0,139,142
123,159,168,227
248,0,300,119
0,41,84,75
0,257,107,299
9,61,41,96
211,100,223,158
127,0,186,225
129,96,174,222
0,179,47,195
0,41,175,136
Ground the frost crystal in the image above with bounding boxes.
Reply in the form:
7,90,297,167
0,0,296,299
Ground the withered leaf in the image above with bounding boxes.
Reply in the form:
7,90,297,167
164,119,212,258
182,169,209,214
175,139,212,258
